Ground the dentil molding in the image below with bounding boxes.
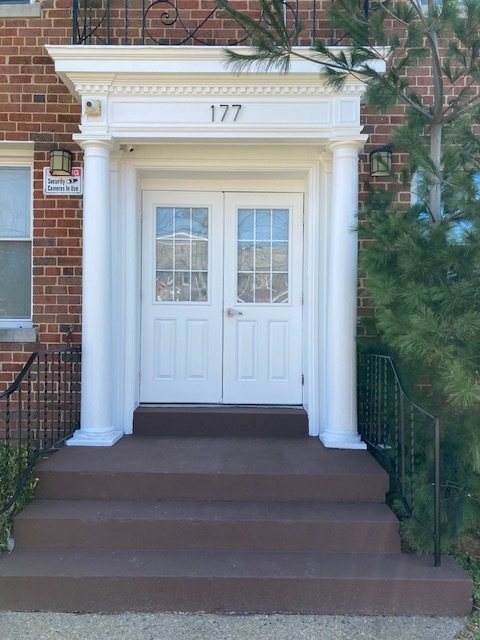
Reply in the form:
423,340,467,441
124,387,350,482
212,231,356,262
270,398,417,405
72,83,367,96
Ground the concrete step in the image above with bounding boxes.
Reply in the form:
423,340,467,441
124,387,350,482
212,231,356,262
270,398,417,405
14,499,401,553
0,549,471,616
35,436,389,503
133,405,309,437
2,433,472,616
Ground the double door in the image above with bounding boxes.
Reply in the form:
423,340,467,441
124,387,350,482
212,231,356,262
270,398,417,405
140,190,303,404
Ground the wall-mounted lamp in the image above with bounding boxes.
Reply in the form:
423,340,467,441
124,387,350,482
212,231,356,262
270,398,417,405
49,149,73,176
370,146,392,177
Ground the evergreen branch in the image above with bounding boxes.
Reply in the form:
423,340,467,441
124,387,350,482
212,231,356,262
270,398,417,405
443,77,478,110
378,1,412,28
444,93,480,123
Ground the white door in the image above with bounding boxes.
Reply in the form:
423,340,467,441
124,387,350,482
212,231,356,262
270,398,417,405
140,190,303,404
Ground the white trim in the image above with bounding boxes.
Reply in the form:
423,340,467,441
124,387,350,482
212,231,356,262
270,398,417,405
320,429,367,450
67,429,123,447
0,3,41,18
47,46,369,446
46,45,386,81
0,327,37,343
48,45,368,145
110,145,329,438
0,156,34,327
0,141,35,158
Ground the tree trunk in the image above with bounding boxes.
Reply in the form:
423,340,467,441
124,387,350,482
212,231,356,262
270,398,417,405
429,122,442,224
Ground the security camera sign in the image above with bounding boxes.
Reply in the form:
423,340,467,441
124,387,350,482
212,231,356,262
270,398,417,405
43,167,83,195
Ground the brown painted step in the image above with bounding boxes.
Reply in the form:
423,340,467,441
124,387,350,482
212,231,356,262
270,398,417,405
0,549,471,616
133,406,308,437
34,436,389,503
13,499,401,553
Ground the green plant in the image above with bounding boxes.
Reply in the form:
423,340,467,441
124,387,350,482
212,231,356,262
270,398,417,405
358,184,480,551
0,445,38,552
454,539,480,638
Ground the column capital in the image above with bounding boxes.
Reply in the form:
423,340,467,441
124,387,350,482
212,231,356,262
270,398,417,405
73,134,114,151
328,135,368,155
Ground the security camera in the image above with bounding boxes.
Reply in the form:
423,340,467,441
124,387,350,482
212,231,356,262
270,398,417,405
84,99,101,117
128,145,135,153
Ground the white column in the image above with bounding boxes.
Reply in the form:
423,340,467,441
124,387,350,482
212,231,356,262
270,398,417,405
67,139,123,446
321,140,366,449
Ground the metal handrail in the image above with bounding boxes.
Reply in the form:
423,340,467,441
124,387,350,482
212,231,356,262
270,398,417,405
358,353,441,566
0,348,81,521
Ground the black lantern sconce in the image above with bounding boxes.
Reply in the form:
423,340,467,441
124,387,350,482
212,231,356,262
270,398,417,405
369,146,392,177
49,149,73,176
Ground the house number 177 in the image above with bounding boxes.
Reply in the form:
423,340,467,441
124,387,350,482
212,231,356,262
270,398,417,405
211,104,242,122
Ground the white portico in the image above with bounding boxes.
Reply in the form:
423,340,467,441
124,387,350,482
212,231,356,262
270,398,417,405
47,45,376,449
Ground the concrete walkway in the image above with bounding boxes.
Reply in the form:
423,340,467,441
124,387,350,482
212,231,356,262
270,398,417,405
0,612,466,640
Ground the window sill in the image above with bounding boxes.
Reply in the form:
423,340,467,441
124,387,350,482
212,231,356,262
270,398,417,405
0,328,38,343
0,4,42,18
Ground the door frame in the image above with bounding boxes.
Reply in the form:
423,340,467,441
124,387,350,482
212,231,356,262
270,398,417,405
111,143,329,437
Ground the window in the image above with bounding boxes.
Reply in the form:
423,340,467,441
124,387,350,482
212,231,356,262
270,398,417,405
0,153,33,328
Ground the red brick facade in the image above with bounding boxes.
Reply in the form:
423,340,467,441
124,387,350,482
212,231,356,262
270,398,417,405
0,1,83,385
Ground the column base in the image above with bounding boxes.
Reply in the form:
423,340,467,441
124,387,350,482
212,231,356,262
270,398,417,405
66,428,124,447
320,429,366,450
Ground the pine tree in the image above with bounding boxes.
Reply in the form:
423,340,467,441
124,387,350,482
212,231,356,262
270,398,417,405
217,0,480,549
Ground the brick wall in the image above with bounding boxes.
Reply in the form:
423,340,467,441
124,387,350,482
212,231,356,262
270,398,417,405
0,0,81,386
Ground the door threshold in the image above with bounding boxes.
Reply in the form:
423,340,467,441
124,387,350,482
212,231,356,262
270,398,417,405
139,403,304,409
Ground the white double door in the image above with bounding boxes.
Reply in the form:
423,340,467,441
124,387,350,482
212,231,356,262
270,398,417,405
140,190,303,405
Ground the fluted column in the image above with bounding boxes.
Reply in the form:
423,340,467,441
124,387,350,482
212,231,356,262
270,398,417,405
67,138,123,446
321,140,366,449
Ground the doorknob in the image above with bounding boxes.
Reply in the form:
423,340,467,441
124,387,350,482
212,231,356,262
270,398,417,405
225,308,243,318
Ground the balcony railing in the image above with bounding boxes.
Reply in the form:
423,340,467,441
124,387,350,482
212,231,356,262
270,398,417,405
72,0,368,47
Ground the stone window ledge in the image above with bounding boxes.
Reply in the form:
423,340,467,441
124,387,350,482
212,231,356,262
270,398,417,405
0,4,42,18
0,328,38,343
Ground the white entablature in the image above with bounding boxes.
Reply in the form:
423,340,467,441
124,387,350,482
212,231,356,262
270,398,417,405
46,46,374,142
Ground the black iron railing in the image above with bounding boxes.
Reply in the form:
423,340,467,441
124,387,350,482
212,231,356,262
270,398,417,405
72,0,368,46
358,353,441,567
0,348,81,527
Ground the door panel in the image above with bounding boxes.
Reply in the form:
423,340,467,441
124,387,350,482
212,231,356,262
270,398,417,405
222,193,303,404
140,190,303,405
141,191,223,403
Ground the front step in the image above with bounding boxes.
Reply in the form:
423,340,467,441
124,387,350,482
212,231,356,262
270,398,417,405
14,499,401,553
133,405,309,437
0,432,473,615
0,549,471,616
34,436,388,502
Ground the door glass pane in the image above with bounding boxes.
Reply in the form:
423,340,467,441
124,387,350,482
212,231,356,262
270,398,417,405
272,243,288,270
237,273,254,303
0,241,31,318
156,206,208,302
237,208,289,304
238,209,254,240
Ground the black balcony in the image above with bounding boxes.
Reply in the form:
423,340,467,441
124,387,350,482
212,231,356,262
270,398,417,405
72,0,369,47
